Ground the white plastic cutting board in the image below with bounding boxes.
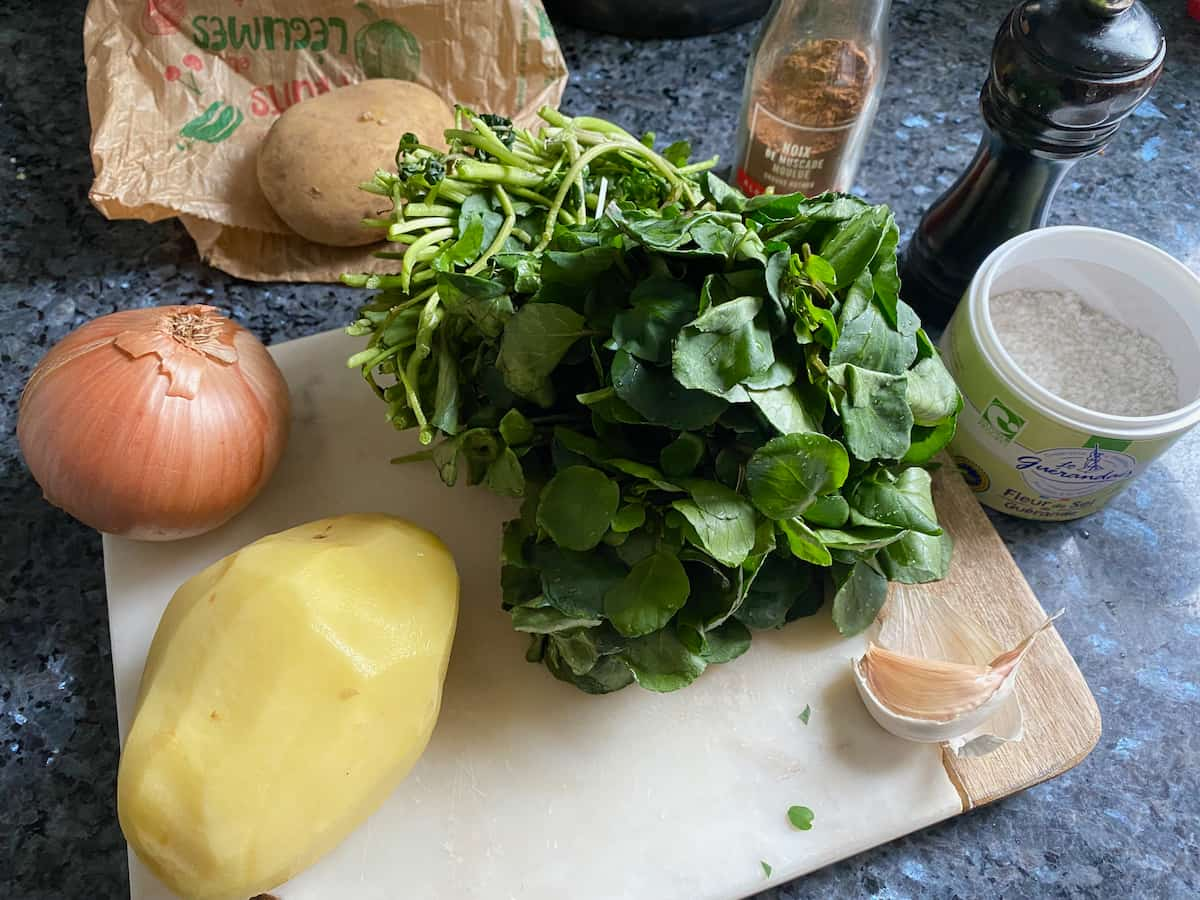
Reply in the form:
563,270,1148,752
104,329,1094,900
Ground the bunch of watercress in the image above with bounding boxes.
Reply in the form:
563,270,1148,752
345,109,961,693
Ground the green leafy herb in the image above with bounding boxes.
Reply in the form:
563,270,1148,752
787,805,815,831
761,861,773,878
831,560,889,636
672,481,758,567
345,107,957,693
799,704,811,725
497,303,586,405
604,550,690,637
746,434,849,520
536,466,619,551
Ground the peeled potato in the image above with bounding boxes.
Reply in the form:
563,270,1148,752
118,514,459,900
257,79,454,246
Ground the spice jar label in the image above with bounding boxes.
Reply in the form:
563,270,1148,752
734,38,875,197
737,106,857,196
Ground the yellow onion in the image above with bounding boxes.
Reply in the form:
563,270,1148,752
18,305,289,541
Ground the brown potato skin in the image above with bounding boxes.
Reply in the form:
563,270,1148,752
257,79,453,247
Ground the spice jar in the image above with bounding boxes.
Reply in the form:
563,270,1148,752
732,0,890,197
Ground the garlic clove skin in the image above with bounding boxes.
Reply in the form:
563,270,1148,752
852,653,1019,744
947,694,1024,758
851,585,1062,756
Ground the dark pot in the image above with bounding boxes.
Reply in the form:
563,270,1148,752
544,0,771,38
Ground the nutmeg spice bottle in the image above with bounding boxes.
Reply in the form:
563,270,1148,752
732,0,890,198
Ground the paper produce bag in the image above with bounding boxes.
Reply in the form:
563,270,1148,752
83,0,568,282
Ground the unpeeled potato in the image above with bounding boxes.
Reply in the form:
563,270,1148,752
118,514,459,900
257,79,454,246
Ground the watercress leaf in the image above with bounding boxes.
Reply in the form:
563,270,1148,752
536,465,620,551
494,251,542,294
604,458,684,492
673,297,775,397
837,365,913,461
662,139,692,167
903,417,958,465
687,294,761,332
458,192,504,257
869,211,901,327
749,384,825,436
878,530,954,584
549,629,600,676
701,618,752,663
745,191,868,224
779,518,834,566
831,559,889,636
612,275,698,363
501,563,541,608
703,171,748,213
553,426,609,464
615,528,658,568
896,298,921,337
540,246,618,284
787,805,815,831
906,353,960,426
818,206,888,288
497,303,586,404
458,428,504,485
511,606,603,634
577,386,646,425
799,290,839,350
915,327,937,360
430,338,461,435
702,270,767,312
676,557,741,631
735,553,820,629
746,434,850,520
607,206,741,255
611,502,647,533
622,629,707,692
734,569,793,630
850,467,941,535
611,350,728,430
437,272,514,339
804,253,838,287
813,524,906,552
484,447,525,497
660,432,706,478
545,644,634,693
801,493,851,528
672,480,758,568
714,447,743,490
604,550,691,637
765,249,789,307
690,220,738,257
829,281,918,375
498,409,535,446
743,353,798,391
533,543,627,617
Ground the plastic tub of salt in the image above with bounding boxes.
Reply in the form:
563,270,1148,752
939,225,1200,521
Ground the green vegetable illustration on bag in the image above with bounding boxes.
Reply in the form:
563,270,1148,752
178,101,244,146
354,2,420,80
163,52,244,149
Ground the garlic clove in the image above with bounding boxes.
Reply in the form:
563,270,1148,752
852,585,1063,756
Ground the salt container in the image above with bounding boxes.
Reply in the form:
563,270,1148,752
939,226,1200,521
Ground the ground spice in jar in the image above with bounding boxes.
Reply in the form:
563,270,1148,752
990,288,1179,417
736,39,874,197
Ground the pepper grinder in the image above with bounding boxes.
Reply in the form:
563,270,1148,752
900,0,1165,328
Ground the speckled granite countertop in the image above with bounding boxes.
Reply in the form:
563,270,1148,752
2,1,1198,897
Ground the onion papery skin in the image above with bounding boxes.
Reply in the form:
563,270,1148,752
17,305,290,541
